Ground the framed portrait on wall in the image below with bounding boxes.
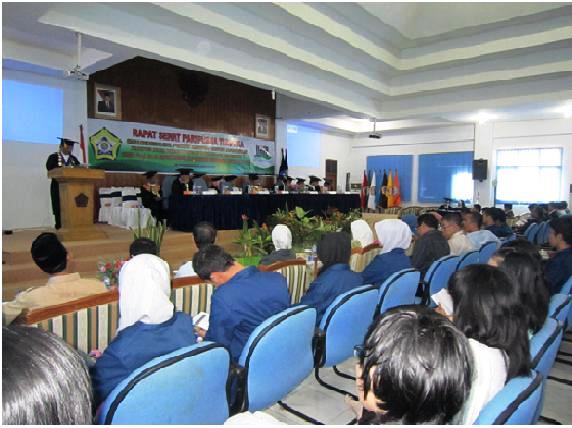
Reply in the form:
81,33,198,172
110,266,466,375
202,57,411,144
94,84,122,120
255,114,270,139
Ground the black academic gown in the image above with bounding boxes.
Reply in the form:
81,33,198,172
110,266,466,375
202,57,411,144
140,186,164,222
46,152,80,229
171,178,192,196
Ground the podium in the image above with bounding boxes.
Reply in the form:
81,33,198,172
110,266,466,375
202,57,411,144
48,168,107,241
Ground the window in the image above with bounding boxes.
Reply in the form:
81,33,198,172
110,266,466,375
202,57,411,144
495,148,562,204
418,151,474,203
367,155,413,202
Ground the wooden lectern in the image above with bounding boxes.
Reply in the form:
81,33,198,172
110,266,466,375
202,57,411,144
48,168,107,241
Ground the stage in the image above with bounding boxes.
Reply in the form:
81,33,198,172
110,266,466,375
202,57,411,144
2,224,241,301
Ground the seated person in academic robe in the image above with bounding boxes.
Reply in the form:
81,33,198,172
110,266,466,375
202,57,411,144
259,224,296,265
192,172,208,193
410,213,450,277
3,233,108,325
192,245,289,361
308,175,322,192
322,178,332,193
441,212,476,256
462,211,500,249
208,175,223,193
482,207,513,238
300,232,364,325
140,171,165,222
175,221,217,278
171,168,193,196
219,175,237,193
242,173,261,194
362,219,412,286
286,176,297,192
91,254,196,406
544,216,572,295
351,219,374,248
295,177,306,193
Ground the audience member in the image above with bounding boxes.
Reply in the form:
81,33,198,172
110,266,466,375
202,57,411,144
440,212,475,256
503,203,515,219
558,201,569,216
448,264,530,424
3,326,93,424
489,248,549,335
350,219,374,248
516,205,545,233
410,213,450,277
91,254,196,405
354,306,473,425
544,216,572,295
462,211,500,249
501,239,543,263
472,204,482,213
482,207,513,238
193,245,289,361
362,219,412,286
300,232,363,325
176,221,217,278
3,233,107,324
547,202,561,220
129,237,158,257
259,224,296,265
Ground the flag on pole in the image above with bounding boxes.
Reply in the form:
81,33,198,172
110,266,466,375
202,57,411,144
380,169,388,208
367,170,377,210
79,124,87,164
360,170,368,209
393,168,401,207
386,169,394,208
375,170,382,205
278,148,288,179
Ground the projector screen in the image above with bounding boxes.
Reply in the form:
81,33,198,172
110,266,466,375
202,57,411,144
2,79,64,145
286,123,321,168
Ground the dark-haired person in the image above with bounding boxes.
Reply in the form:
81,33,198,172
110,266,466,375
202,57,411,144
3,326,93,424
544,216,572,295
171,168,193,196
242,173,260,194
410,213,450,277
501,239,543,263
129,237,158,258
448,264,530,424
140,171,164,222
440,212,475,256
482,207,513,238
300,232,363,325
46,137,81,229
489,248,549,336
3,233,107,325
175,221,217,278
362,220,412,286
462,211,500,249
353,306,473,425
91,254,196,405
192,245,289,361
515,205,545,234
503,203,515,219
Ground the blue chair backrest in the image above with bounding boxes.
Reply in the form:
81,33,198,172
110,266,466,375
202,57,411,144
377,269,420,315
530,317,564,379
559,275,572,295
401,214,418,233
474,371,544,425
96,342,230,424
478,240,499,264
424,255,459,305
238,306,316,411
457,250,480,270
318,284,378,367
548,294,572,325
525,222,540,242
534,221,549,245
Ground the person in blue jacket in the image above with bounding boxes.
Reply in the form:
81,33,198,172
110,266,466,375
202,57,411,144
544,216,572,295
193,245,290,361
91,254,197,406
362,219,413,286
300,232,364,325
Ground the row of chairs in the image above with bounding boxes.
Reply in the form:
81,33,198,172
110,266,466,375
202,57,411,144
524,220,551,246
98,186,153,229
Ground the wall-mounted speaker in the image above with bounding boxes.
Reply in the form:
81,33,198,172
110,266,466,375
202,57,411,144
473,159,488,181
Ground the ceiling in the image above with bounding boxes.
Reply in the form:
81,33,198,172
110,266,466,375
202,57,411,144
3,2,572,134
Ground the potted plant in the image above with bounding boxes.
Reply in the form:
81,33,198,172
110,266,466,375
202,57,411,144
234,215,273,266
131,212,167,255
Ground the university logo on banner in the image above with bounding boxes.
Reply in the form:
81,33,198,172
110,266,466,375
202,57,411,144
89,127,122,160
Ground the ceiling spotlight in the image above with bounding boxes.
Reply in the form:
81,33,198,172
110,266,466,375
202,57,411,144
473,111,497,124
369,119,382,139
554,104,572,118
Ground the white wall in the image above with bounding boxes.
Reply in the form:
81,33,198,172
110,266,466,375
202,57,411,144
2,69,87,230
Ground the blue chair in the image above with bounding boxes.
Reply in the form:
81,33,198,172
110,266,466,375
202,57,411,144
530,317,564,379
376,269,420,315
548,294,572,326
234,306,316,413
456,250,479,270
474,370,544,425
535,221,549,246
559,275,572,295
313,284,379,396
96,342,231,424
422,255,459,306
525,222,540,242
478,240,499,264
401,213,418,233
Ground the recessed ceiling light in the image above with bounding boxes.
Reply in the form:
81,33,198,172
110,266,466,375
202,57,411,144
473,111,498,124
554,104,572,118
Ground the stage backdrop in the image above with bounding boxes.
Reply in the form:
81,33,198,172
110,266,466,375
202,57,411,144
87,119,275,174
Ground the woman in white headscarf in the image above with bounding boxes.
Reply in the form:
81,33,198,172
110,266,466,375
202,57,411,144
92,254,196,406
259,224,296,265
351,219,374,248
362,219,413,286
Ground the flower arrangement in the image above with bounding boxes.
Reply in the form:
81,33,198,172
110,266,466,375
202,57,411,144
97,259,126,289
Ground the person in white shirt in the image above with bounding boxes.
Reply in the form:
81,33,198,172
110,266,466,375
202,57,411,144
175,222,217,278
462,211,500,250
440,212,476,256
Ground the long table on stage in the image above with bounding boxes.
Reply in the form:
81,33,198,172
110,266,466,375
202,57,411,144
169,193,361,231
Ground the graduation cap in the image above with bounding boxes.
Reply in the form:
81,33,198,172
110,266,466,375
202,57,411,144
286,176,294,182
309,176,322,184
176,168,193,175
296,177,306,184
323,178,331,186
143,171,157,179
57,137,78,145
209,175,223,181
248,173,259,180
224,175,237,181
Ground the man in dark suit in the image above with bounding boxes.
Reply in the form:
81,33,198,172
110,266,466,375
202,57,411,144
97,92,115,113
46,138,81,229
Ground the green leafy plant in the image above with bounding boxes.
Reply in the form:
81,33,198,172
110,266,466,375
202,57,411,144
234,215,273,257
131,211,167,255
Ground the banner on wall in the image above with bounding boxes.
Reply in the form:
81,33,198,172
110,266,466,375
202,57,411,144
87,119,275,174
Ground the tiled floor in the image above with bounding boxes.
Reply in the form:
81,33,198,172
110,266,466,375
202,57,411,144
265,331,572,425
